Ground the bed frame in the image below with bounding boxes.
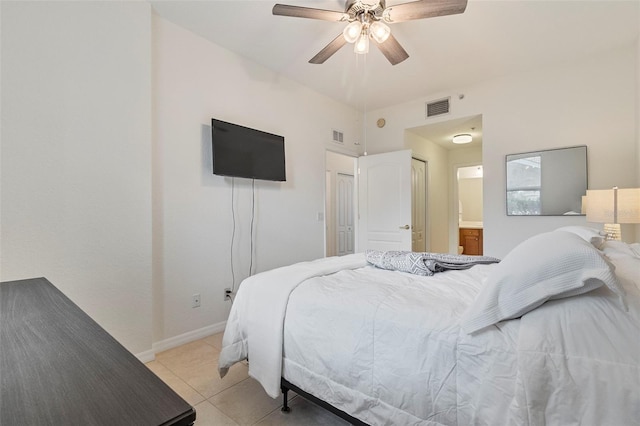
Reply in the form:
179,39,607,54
280,378,369,425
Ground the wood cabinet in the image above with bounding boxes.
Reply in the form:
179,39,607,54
459,228,483,256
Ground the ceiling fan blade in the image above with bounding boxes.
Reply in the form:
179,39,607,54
374,34,409,65
273,4,347,21
383,0,467,23
309,34,348,64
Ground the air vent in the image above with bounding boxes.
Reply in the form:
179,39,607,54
426,97,450,118
332,129,344,144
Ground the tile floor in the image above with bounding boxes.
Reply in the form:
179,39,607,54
145,333,350,425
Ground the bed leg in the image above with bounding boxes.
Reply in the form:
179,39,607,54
281,385,291,413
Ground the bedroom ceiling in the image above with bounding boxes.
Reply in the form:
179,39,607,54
150,1,639,113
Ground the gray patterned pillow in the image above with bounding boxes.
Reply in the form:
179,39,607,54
365,250,431,275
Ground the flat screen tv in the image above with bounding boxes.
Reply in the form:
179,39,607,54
211,119,286,181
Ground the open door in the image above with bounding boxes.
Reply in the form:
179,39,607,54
357,150,412,252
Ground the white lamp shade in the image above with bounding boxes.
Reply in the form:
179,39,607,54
586,187,640,224
586,189,616,223
354,31,369,54
617,188,640,223
343,21,362,43
370,21,390,43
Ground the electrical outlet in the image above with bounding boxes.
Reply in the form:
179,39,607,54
192,293,201,308
224,288,232,301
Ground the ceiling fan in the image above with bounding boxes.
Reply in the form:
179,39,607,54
272,0,468,65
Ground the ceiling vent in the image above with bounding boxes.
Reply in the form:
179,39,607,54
426,97,450,118
332,129,344,144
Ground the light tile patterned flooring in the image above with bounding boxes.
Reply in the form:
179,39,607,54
145,333,350,425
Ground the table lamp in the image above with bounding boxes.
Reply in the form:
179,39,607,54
585,187,640,240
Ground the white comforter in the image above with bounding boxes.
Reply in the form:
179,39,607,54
218,254,368,398
218,249,640,425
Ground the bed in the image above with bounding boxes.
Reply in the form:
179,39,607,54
218,227,640,425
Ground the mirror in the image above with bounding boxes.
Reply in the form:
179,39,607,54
506,145,587,216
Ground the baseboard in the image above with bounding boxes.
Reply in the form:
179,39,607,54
135,321,227,363
149,320,228,357
136,349,156,363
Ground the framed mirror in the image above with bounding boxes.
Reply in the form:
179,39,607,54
506,145,587,216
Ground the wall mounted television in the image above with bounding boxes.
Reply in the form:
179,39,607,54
211,119,286,182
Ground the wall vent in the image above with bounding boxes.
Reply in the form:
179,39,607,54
426,97,450,118
332,129,344,144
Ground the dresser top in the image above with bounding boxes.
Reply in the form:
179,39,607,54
0,277,195,426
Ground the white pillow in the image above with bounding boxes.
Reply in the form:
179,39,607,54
461,231,623,334
554,226,606,249
601,241,640,292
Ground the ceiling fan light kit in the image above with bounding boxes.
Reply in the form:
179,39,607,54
272,0,467,65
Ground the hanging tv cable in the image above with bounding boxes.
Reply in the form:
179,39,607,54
229,177,237,295
249,179,255,277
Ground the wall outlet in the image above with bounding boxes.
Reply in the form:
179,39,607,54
224,288,232,301
192,293,201,308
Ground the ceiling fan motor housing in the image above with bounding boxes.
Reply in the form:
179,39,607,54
345,0,385,19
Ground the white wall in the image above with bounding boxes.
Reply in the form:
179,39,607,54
459,178,483,222
366,44,638,257
152,16,361,343
0,2,361,354
1,2,153,354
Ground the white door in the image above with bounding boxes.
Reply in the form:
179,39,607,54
357,150,412,252
337,173,355,255
411,158,427,252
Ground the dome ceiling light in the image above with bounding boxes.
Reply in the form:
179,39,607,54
452,134,473,144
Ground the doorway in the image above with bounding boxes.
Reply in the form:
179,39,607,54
325,151,357,257
456,164,484,255
405,113,483,254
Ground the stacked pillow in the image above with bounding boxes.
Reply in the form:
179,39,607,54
461,227,623,334
554,225,606,248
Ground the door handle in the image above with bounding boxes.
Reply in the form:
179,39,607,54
399,225,410,230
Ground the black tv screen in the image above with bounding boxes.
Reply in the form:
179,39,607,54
211,119,286,181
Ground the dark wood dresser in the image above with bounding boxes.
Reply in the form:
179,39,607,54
0,277,196,426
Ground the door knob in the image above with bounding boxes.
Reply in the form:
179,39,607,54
399,225,410,230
